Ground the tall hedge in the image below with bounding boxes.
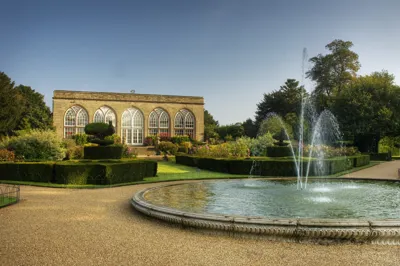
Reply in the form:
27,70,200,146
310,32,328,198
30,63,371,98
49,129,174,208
0,160,157,185
84,146,123,159
0,162,54,182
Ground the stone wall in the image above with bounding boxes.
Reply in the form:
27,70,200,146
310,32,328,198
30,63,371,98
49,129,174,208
53,90,204,142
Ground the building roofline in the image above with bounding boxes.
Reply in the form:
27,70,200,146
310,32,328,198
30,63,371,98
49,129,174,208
53,90,204,99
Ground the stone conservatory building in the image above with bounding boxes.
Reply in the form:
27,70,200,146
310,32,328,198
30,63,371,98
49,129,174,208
52,90,204,144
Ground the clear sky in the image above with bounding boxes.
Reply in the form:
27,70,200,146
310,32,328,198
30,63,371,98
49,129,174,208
1,0,399,125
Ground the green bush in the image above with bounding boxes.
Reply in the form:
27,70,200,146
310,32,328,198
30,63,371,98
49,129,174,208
72,134,88,145
178,146,188,153
158,141,178,155
0,162,54,182
266,146,292,157
175,154,198,166
171,135,190,145
84,146,123,159
89,139,114,146
4,130,65,161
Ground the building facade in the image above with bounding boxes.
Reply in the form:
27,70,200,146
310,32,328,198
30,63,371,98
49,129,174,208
53,90,204,144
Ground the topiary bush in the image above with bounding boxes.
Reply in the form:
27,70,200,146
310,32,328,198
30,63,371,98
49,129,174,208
266,146,292,157
84,121,115,146
84,146,123,159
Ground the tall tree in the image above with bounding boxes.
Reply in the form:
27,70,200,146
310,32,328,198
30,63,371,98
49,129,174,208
332,71,400,152
0,72,24,135
307,39,360,110
14,85,53,131
242,118,257,138
255,78,306,134
204,109,219,141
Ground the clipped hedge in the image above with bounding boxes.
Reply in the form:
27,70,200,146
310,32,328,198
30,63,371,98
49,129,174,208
350,154,370,167
175,154,370,177
266,146,292,157
0,162,54,182
369,152,391,161
84,146,123,159
0,160,157,185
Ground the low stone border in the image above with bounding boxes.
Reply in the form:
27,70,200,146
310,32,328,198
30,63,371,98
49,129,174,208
131,182,400,245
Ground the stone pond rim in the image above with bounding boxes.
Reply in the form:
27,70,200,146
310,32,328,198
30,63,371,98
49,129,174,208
131,179,400,245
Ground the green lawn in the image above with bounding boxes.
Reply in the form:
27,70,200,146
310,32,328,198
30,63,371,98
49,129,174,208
0,196,18,208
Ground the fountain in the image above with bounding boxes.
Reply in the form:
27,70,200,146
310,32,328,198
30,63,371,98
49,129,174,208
131,49,400,244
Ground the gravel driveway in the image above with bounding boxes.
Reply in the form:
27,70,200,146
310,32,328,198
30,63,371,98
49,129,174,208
1,181,399,266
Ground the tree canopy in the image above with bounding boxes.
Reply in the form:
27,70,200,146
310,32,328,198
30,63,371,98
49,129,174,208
307,39,360,110
0,72,24,135
0,72,52,136
255,78,305,138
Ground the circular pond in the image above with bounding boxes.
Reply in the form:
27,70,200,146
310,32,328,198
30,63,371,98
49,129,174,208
131,179,400,245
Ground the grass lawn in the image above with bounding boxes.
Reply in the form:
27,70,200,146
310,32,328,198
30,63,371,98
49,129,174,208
0,196,18,208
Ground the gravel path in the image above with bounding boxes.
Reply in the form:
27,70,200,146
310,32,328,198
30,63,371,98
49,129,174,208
1,181,399,266
341,160,400,180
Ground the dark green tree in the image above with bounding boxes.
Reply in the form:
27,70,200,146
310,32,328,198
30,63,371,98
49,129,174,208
204,109,219,141
14,85,53,131
307,39,360,110
255,78,305,135
332,71,400,152
215,123,244,140
242,118,257,138
0,72,24,135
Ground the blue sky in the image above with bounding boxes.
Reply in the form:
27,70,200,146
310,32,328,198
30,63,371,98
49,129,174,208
1,0,399,125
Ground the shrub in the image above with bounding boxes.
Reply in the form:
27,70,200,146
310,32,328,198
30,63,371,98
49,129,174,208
144,136,154,146
178,146,188,153
84,145,123,159
171,135,190,145
239,133,274,156
226,139,248,157
5,130,65,161
0,149,15,161
72,134,88,145
158,141,178,155
122,145,138,159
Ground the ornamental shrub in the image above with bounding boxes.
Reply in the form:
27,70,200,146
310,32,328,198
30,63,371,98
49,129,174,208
4,130,65,161
0,149,15,161
158,141,178,155
171,135,190,144
72,134,88,145
105,134,121,144
84,121,115,146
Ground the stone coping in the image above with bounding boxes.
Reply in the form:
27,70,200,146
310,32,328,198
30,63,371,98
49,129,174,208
131,180,400,245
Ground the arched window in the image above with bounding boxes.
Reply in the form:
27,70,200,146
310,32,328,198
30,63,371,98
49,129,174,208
64,105,89,138
148,108,170,137
93,106,116,126
121,108,144,145
174,109,195,139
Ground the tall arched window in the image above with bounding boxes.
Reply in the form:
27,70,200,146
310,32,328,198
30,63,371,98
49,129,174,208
148,108,170,137
121,108,144,145
64,105,89,138
93,106,116,126
174,109,195,139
